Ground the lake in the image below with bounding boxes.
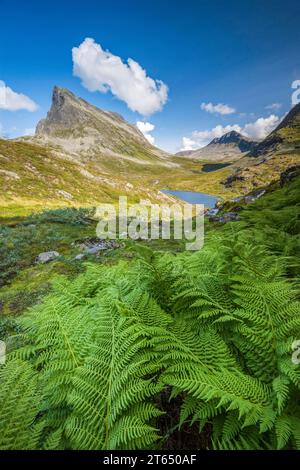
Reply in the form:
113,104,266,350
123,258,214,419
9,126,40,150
161,190,218,208
201,163,231,173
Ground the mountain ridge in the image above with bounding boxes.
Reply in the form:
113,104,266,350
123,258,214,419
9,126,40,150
32,86,170,163
250,102,300,156
176,130,257,162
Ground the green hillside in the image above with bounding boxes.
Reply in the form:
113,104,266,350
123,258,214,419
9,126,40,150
0,171,299,450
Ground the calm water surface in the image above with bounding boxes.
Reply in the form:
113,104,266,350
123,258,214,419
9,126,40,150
161,190,218,208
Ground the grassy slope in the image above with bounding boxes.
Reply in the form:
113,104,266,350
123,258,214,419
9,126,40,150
224,150,300,192
1,174,299,335
0,139,236,217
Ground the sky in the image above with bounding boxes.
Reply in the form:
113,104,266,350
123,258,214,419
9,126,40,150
0,0,300,153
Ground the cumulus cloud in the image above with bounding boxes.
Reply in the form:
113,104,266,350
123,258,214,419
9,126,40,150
181,124,242,150
72,38,168,116
0,81,38,111
136,121,155,144
24,127,36,136
180,115,280,150
265,103,281,111
200,102,236,115
180,137,199,151
243,114,280,140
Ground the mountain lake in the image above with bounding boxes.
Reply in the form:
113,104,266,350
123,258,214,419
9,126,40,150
161,190,219,208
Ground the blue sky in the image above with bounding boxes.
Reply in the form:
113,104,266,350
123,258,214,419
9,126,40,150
0,0,300,152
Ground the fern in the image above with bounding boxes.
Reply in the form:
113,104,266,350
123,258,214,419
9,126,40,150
1,176,300,450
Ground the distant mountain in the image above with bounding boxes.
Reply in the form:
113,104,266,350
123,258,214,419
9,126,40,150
222,103,300,191
33,86,169,162
250,102,300,156
2,86,299,215
176,131,257,162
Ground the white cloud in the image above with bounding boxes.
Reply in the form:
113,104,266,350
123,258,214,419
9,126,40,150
72,38,168,116
180,115,281,150
182,124,242,150
136,121,155,144
0,81,38,111
243,114,280,140
200,102,236,115
265,103,281,111
24,127,36,136
180,137,199,151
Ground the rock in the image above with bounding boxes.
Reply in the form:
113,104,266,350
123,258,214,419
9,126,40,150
232,196,244,203
74,254,85,261
36,251,59,263
85,246,103,254
209,212,239,223
206,208,219,217
231,190,266,206
244,195,255,204
225,212,240,221
57,189,73,200
279,165,300,187
75,238,120,255
0,169,20,180
223,174,245,188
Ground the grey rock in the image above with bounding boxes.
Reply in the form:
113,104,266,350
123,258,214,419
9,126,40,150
223,174,245,188
74,254,85,261
209,212,239,223
206,208,219,217
76,238,120,255
36,251,59,263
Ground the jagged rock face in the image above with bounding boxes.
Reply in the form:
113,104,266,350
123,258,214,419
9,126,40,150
176,131,257,162
209,131,256,153
36,86,90,136
35,86,167,160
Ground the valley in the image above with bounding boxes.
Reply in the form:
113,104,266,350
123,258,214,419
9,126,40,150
1,88,299,218
0,85,300,452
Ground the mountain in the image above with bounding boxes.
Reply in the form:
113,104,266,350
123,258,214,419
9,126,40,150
2,86,298,217
222,104,300,191
176,131,257,162
250,102,300,156
1,86,234,216
33,86,169,163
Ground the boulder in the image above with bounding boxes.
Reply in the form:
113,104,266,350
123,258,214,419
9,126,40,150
36,251,59,264
209,212,239,223
74,254,85,261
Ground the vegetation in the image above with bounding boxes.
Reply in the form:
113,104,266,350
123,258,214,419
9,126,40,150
0,175,299,450
0,138,238,217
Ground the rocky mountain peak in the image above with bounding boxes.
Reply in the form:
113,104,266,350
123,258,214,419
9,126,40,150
210,130,244,145
209,131,256,152
51,86,75,110
34,86,166,159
